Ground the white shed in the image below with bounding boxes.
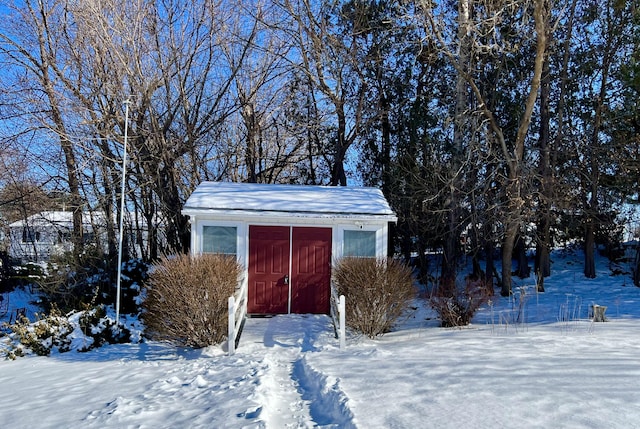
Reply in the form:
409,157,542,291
182,181,397,315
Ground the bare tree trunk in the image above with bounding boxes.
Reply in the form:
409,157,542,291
535,53,552,281
536,0,578,285
59,133,84,259
242,101,260,183
305,88,319,184
93,129,120,264
500,183,521,296
330,110,349,186
29,0,84,259
514,234,530,278
499,0,548,296
584,22,615,279
584,219,597,278
485,239,496,287
442,0,471,282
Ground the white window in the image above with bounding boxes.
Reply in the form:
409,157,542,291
203,225,237,255
343,230,376,257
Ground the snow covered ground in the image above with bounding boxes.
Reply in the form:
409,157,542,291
1,249,640,428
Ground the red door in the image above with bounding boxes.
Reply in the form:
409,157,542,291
248,226,290,314
247,225,332,314
291,227,331,314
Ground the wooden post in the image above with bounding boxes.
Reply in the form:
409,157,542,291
339,295,346,350
228,296,236,355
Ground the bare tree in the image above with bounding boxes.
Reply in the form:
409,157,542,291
421,0,550,295
0,0,87,258
226,2,310,184
0,0,281,259
276,0,369,186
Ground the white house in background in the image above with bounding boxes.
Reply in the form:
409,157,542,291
182,181,397,315
6,211,164,264
7,211,109,263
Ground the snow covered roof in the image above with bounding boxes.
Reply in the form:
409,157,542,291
8,211,108,228
182,182,397,220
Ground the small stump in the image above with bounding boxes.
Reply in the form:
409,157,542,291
591,304,607,322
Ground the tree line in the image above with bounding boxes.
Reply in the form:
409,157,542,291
0,0,638,293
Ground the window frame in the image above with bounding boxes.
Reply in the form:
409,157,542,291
198,221,241,257
342,228,378,258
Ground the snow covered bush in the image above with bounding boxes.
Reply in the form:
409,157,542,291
333,257,416,338
75,305,131,350
1,304,131,359
5,305,73,357
429,277,491,327
142,254,241,348
117,258,149,315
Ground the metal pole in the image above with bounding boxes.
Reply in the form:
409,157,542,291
115,99,130,326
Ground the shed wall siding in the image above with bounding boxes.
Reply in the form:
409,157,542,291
191,216,390,261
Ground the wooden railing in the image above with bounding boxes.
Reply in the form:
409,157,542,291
229,278,345,354
330,283,346,350
227,277,248,356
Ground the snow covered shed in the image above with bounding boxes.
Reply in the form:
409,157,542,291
181,181,397,315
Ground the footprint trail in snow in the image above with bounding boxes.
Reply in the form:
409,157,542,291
238,315,355,429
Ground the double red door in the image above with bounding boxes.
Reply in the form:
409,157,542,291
248,226,331,314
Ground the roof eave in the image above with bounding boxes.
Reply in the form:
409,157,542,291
181,207,398,222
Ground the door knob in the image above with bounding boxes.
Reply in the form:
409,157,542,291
283,275,289,285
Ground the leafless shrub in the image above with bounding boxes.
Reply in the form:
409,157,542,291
430,277,492,328
37,246,108,313
333,257,416,338
142,254,241,348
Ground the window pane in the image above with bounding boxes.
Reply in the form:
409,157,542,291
203,226,237,255
344,230,376,257
22,227,38,243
